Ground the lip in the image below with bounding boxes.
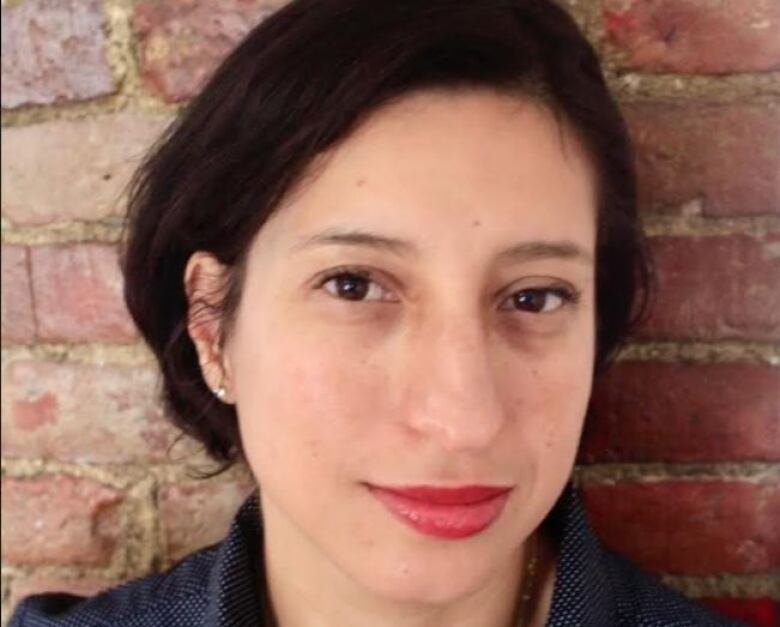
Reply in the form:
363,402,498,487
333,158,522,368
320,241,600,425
366,484,513,539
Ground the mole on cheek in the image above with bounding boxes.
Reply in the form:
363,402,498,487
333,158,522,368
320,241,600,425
306,438,321,459
472,219,481,227
543,417,565,450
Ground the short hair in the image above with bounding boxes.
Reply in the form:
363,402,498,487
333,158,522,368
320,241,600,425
122,0,652,471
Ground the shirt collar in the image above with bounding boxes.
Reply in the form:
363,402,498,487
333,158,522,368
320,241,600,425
205,482,617,626
204,492,268,626
543,483,618,626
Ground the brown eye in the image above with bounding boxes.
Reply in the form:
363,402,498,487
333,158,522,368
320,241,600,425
506,288,570,313
320,270,395,302
327,273,370,300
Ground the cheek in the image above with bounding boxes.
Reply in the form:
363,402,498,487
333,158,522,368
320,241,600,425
524,352,592,457
232,325,388,482
498,327,593,454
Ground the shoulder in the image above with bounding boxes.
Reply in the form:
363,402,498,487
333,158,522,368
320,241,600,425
8,546,219,627
9,492,267,627
601,550,744,627
543,484,743,627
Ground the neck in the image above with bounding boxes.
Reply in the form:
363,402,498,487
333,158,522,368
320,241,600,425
260,497,555,627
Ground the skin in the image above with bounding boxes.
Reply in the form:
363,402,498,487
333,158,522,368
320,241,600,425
186,88,597,627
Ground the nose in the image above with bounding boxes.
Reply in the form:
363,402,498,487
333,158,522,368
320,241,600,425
401,313,508,452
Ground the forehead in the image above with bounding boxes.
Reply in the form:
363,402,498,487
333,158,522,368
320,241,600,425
264,88,597,254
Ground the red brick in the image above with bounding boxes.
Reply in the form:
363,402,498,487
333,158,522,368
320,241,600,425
701,598,779,627
626,103,780,217
29,244,136,343
603,0,780,73
133,0,285,103
1,245,35,343
1,476,123,567
9,577,118,611
1,114,169,225
580,362,780,463
1,0,115,109
160,481,254,562
638,235,780,341
1,360,176,464
582,480,779,575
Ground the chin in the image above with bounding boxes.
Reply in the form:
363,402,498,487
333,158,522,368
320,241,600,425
351,547,496,606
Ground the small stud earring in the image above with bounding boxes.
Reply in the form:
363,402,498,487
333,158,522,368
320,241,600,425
213,386,227,401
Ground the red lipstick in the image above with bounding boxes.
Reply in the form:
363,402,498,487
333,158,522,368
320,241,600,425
367,484,512,539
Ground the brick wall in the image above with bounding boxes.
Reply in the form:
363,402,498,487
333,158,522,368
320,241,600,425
1,0,778,624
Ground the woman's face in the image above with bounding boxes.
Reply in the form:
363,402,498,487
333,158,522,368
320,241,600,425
222,89,596,604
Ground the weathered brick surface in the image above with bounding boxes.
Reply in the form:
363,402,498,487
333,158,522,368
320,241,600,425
2,360,176,464
1,245,35,343
133,0,285,103
160,481,255,563
1,476,123,567
603,0,780,73
639,235,780,341
1,0,115,109
581,362,780,463
1,0,779,602
701,598,779,627
1,114,169,225
626,103,780,217
582,480,780,575
9,577,118,611
29,244,137,343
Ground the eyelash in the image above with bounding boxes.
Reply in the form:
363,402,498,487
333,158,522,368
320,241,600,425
314,266,580,314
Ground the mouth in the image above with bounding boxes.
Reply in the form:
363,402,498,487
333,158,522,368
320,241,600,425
365,483,513,540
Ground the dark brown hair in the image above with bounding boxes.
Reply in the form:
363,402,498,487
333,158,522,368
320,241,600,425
122,0,652,471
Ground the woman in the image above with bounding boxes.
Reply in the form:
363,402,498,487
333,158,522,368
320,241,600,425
10,0,739,625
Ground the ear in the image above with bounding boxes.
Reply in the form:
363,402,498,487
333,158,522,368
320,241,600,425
183,251,234,402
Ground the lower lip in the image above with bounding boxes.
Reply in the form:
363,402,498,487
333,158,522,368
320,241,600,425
367,486,511,539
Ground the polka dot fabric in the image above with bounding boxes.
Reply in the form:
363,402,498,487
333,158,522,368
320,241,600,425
543,485,742,626
9,483,743,626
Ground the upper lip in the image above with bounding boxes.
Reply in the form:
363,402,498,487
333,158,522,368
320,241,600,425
367,484,513,505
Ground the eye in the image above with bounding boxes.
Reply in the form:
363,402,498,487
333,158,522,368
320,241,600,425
317,269,397,302
500,287,575,313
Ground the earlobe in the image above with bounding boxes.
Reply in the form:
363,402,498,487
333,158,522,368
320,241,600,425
184,251,232,397
213,349,237,404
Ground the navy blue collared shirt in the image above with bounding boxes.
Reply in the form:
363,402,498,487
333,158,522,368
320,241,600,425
10,484,741,626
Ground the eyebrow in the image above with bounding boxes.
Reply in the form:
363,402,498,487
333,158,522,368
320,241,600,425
291,228,417,258
291,227,593,265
